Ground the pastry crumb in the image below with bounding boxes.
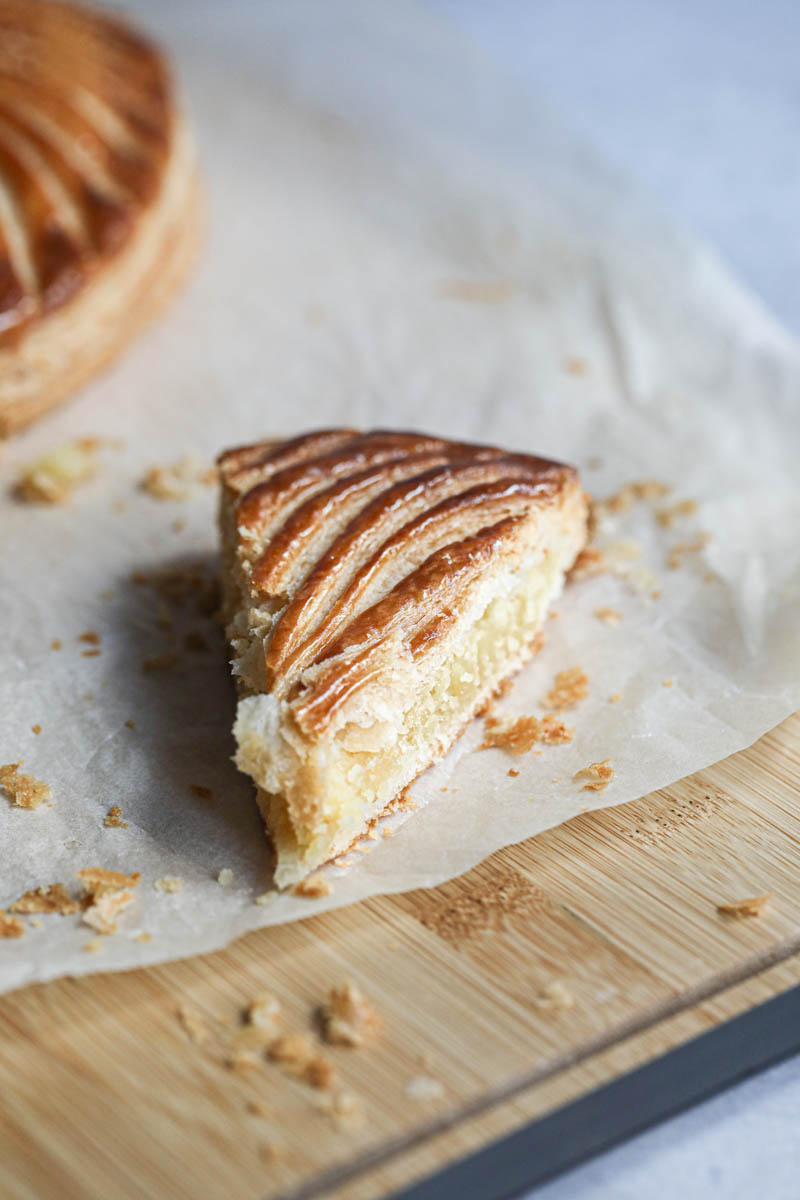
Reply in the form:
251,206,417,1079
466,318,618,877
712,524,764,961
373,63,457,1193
255,891,275,906
77,866,140,934
140,457,217,501
136,931,152,943
293,875,331,899
50,638,62,651
226,1048,261,1073
13,438,100,503
508,768,520,778
321,981,382,1047
83,938,104,953
1,761,52,809
81,648,101,658
190,784,213,800
656,499,697,527
267,1033,314,1071
246,1099,272,1118
717,893,771,919
667,532,710,569
544,667,589,711
31,724,42,735
177,1004,210,1044
104,805,129,828
125,719,136,730
302,1055,337,1090
217,868,234,887
78,630,101,645
248,993,281,1031
608,692,622,704
539,714,574,745
564,356,588,376
533,980,575,1010
662,678,674,688
574,759,614,792
481,715,540,755
154,876,184,894
594,606,623,626
406,1075,445,1102
10,883,78,915
0,911,25,938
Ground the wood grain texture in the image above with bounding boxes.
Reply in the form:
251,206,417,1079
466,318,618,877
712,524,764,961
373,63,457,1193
1,714,798,1200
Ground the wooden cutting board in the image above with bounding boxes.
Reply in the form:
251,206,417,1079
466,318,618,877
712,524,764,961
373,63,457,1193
2,714,799,1200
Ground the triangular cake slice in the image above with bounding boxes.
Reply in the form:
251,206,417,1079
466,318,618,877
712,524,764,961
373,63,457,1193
218,429,588,888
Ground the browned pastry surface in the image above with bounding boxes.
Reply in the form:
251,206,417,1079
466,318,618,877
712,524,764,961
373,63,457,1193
0,0,198,433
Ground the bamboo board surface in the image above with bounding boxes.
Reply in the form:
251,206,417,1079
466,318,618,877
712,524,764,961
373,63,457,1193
1,713,799,1200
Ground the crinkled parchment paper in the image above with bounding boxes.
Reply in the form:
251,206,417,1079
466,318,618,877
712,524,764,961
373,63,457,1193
1,0,799,993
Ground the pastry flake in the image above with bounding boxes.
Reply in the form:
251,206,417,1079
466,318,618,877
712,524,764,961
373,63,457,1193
219,429,587,886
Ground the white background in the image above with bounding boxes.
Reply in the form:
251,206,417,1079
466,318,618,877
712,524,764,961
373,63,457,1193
427,2,800,1197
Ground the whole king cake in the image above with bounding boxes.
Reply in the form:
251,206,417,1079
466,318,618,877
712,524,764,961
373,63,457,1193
0,0,199,434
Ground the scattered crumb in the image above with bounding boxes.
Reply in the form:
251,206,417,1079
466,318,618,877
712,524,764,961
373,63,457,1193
50,639,62,651
656,499,697,527
184,628,210,652
29,917,42,929
406,1075,445,1102
268,1033,314,1071
597,480,670,517
533,980,575,1011
0,762,52,809
154,876,184,894
388,786,418,814
10,883,78,915
125,719,136,730
609,692,622,704
13,438,100,503
568,546,605,582
248,993,281,1031
78,630,101,646
0,912,25,938
246,1099,272,1118
83,938,104,953
172,518,186,533
321,981,382,1048
316,1089,364,1129
439,278,513,303
190,784,213,800
177,1004,210,1045
667,532,710,569
481,714,541,755
606,538,641,561
574,759,615,793
217,868,234,887
382,826,392,838
564,356,588,376
293,875,331,899
662,678,674,688
104,805,128,828
544,667,589,711
136,931,152,943
539,714,574,745
255,891,275,906
717,893,771,919
140,456,217,500
226,1048,261,1073
594,606,623,626
508,768,520,778
302,1055,337,1090
32,724,41,735
77,866,140,934
142,652,177,673
81,648,102,658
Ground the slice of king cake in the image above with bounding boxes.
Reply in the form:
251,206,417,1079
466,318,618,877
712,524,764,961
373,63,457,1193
218,429,587,888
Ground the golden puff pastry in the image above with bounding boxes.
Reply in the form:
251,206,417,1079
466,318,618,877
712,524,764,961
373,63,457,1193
218,429,588,887
0,0,199,435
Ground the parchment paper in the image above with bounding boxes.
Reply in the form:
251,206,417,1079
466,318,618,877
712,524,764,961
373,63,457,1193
1,0,799,994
